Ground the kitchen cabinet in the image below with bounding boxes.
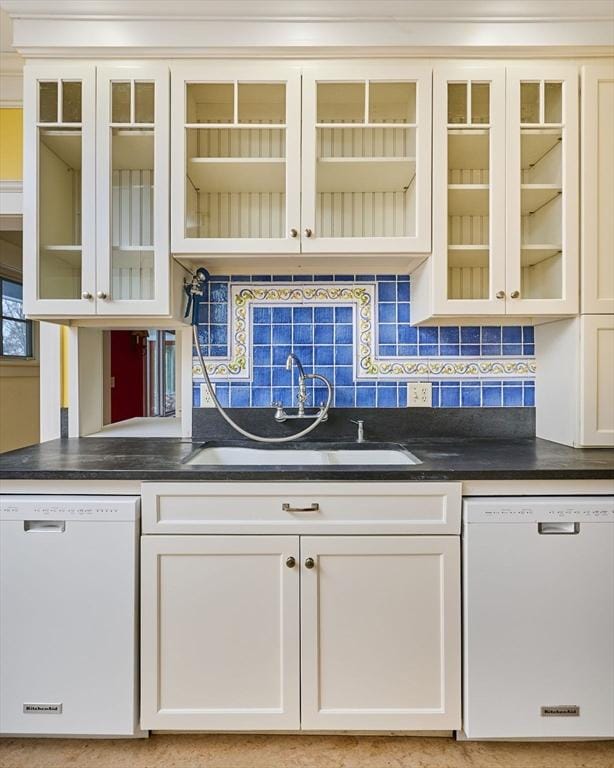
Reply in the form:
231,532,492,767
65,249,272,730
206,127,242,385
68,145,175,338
300,62,432,254
23,63,176,319
23,64,97,316
170,62,302,255
411,63,579,322
141,535,301,731
581,63,614,314
170,61,431,256
536,314,614,447
95,65,170,315
300,536,460,731
140,482,461,732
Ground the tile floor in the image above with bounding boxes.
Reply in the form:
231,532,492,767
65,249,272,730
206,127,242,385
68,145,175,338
1,734,613,768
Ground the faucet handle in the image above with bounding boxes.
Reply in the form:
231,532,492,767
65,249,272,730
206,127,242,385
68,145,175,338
350,419,364,426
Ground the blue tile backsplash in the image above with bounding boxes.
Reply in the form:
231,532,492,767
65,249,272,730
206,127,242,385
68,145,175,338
192,274,536,409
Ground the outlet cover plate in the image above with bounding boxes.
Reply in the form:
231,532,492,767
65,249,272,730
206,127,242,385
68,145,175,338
407,382,432,408
200,383,217,408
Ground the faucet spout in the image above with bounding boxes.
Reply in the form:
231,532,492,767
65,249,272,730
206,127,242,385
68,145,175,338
285,353,306,379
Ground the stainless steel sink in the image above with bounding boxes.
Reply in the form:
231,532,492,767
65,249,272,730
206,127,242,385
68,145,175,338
184,443,421,466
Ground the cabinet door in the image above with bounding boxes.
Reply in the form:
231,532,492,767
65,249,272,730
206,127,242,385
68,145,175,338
96,65,170,315
170,62,301,254
580,314,614,446
23,64,96,315
301,63,432,254
581,63,614,314
431,65,506,315
141,535,300,731
300,536,461,731
506,65,579,315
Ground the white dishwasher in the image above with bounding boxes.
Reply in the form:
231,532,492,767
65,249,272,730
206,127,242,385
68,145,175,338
0,496,142,737
463,496,614,739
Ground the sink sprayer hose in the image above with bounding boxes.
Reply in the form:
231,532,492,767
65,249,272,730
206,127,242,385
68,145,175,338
191,289,332,443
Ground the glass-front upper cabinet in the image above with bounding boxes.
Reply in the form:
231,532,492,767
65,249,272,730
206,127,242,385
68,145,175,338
301,63,432,254
23,64,96,315
431,66,506,315
170,63,301,254
506,65,579,315
96,65,169,315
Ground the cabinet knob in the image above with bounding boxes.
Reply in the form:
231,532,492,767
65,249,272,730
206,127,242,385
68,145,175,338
81,291,93,300
496,290,505,299
96,291,108,300
289,228,298,238
286,556,296,569
304,557,315,570
304,228,313,238
510,290,520,299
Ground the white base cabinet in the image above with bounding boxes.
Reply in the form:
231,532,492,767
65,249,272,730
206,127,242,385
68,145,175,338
140,482,462,732
300,536,460,731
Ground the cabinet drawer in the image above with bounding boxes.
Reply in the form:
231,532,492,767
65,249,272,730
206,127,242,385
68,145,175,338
141,482,461,535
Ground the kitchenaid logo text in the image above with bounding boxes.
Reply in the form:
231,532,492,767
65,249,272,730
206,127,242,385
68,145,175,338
541,705,580,717
23,703,62,714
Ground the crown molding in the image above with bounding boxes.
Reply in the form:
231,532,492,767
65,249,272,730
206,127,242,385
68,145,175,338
1,1,612,57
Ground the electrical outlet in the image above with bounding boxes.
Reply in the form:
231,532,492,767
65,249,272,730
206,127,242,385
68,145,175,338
200,382,217,408
407,382,432,408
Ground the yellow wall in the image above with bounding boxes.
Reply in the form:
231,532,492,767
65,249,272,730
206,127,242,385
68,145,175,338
0,108,23,180
0,370,40,452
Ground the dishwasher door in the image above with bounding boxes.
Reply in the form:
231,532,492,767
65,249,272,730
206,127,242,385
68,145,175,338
463,496,614,739
0,496,141,736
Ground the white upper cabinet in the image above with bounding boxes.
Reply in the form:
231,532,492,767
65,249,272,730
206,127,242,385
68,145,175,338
300,63,432,254
24,63,174,319
24,64,97,316
506,65,579,315
170,62,302,254
412,63,580,323
429,65,507,316
95,65,170,315
581,63,614,315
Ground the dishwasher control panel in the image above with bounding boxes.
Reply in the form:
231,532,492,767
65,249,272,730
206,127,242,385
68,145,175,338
463,496,614,523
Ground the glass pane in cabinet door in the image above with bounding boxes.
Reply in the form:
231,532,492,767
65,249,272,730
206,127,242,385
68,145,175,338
111,127,155,300
186,83,234,123
112,82,131,123
184,81,288,239
238,83,285,123
62,81,82,123
39,81,58,123
544,82,562,123
448,83,468,124
446,82,490,300
315,80,417,238
135,82,155,124
521,82,540,123
317,82,365,123
38,127,82,299
369,82,416,123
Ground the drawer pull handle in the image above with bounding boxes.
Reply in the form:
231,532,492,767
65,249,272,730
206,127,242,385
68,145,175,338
538,522,580,535
282,502,320,513
304,557,315,569
24,521,65,532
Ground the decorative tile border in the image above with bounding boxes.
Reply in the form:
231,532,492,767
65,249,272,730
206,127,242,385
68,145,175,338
193,280,536,381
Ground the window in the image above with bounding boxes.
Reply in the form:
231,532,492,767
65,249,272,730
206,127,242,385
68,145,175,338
1,278,33,358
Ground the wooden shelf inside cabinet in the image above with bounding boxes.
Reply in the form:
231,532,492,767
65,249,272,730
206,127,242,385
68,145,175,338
317,157,416,193
521,185,561,215
447,130,489,170
447,245,490,267
520,244,562,266
448,185,489,216
40,129,82,168
112,130,154,170
520,128,562,168
188,158,285,193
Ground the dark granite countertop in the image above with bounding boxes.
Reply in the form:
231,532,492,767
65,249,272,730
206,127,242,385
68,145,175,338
1,437,613,482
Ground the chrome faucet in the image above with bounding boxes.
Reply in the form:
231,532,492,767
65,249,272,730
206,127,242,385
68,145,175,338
273,353,331,423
